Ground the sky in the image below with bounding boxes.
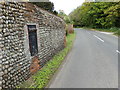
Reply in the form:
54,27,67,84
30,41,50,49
49,0,85,15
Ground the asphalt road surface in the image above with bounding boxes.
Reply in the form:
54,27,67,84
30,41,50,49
49,28,118,88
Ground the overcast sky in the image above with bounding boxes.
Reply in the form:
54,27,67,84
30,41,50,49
49,0,85,15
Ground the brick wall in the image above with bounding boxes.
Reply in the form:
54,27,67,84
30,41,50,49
0,2,65,89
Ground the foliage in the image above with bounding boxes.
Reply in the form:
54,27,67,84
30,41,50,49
114,28,120,36
69,2,120,28
18,33,76,88
83,27,120,36
30,1,58,15
98,27,120,36
58,10,67,18
58,10,73,24
95,0,120,1
97,27,119,32
64,16,74,24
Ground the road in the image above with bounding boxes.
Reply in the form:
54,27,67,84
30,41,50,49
49,28,118,88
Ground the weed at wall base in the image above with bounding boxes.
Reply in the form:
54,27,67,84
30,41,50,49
18,33,76,88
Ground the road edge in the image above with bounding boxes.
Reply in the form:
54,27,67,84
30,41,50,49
80,27,118,38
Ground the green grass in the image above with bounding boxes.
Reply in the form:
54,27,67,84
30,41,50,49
18,33,76,88
96,27,118,32
82,27,120,36
96,27,120,36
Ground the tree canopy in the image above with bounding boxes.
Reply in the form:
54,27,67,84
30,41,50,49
30,1,58,15
58,10,73,24
69,2,120,28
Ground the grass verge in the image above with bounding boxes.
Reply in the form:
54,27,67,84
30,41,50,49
18,33,76,88
82,27,120,36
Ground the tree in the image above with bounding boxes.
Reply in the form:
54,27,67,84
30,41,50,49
104,2,120,27
30,1,55,14
58,10,73,24
69,2,120,28
53,10,58,15
58,10,67,19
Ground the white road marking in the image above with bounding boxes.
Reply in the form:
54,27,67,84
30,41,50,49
100,32,113,35
94,35,104,42
116,50,120,54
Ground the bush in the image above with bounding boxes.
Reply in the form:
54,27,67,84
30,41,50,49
114,28,120,36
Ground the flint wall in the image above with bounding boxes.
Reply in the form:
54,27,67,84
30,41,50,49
0,2,65,89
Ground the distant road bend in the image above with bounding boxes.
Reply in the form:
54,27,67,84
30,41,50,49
49,28,118,88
